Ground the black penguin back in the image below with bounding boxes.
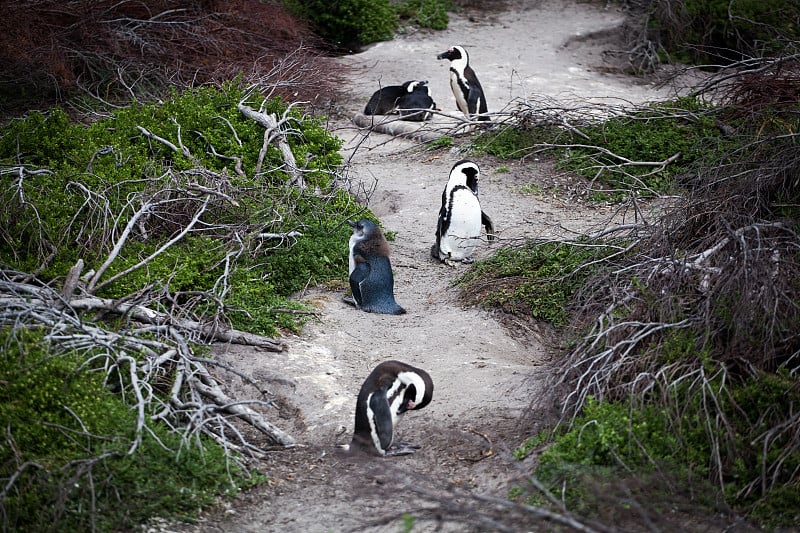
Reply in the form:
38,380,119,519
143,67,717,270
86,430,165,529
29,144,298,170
364,84,406,115
348,220,406,315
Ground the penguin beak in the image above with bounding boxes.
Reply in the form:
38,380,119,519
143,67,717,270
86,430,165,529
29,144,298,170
346,220,356,227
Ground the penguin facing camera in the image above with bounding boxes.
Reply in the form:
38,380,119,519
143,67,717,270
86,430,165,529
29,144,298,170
364,80,434,121
436,45,489,122
348,360,433,457
346,219,406,315
431,159,495,266
396,80,437,122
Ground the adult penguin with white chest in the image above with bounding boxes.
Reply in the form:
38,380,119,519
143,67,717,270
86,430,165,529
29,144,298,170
348,360,433,457
436,45,489,122
431,159,495,265
346,219,406,315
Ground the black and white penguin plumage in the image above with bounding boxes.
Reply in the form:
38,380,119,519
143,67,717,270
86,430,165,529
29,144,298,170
364,83,408,115
364,80,433,118
431,160,495,265
350,360,433,457
396,80,436,122
347,219,406,315
436,45,489,121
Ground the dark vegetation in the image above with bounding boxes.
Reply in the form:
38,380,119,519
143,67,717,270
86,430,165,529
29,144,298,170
281,0,457,52
614,0,800,72
0,0,340,117
460,2,800,529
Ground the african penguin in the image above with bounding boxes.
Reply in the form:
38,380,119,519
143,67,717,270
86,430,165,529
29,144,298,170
364,80,430,117
431,160,495,266
349,360,433,457
436,45,489,122
346,219,406,315
396,80,436,122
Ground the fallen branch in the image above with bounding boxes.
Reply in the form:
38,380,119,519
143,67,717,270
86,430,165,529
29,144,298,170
352,112,446,143
0,271,295,452
2,275,286,351
69,294,286,351
238,102,305,188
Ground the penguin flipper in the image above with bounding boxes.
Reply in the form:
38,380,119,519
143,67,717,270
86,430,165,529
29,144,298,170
482,211,496,242
467,86,481,116
369,390,394,452
349,261,371,307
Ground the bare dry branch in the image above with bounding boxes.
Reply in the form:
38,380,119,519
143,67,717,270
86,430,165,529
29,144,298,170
0,269,295,453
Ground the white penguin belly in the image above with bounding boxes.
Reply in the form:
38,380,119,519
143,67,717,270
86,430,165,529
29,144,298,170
450,73,469,115
440,192,482,260
348,234,358,275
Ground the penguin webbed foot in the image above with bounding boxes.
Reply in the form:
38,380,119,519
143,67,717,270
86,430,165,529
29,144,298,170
384,442,422,456
342,295,358,308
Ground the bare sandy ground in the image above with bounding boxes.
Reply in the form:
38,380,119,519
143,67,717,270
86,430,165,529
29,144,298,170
166,2,693,532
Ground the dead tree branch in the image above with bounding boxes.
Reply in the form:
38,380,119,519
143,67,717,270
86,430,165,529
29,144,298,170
0,270,295,451
238,102,306,188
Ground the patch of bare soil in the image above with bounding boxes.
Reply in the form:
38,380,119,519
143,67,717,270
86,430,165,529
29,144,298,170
164,2,697,532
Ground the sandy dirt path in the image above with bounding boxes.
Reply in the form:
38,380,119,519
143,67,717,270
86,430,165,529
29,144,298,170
173,2,676,532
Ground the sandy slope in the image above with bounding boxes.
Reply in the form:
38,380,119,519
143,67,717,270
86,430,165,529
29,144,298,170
170,2,682,532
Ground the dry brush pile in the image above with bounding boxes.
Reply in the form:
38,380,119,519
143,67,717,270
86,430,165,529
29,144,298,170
552,63,800,523
0,0,345,114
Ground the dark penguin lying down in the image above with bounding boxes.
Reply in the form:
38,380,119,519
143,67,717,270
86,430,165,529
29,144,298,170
364,80,436,121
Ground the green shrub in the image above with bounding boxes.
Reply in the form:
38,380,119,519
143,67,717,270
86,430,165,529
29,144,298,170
0,327,256,532
0,81,360,336
282,0,398,50
560,98,720,190
472,125,564,159
472,97,722,197
457,241,616,326
522,369,800,529
426,135,454,150
396,0,454,30
523,397,718,520
650,0,800,64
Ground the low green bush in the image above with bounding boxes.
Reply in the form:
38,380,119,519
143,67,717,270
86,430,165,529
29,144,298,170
457,241,617,327
518,368,800,529
0,327,259,532
282,0,398,50
282,0,455,50
396,0,455,30
472,97,722,197
0,81,360,337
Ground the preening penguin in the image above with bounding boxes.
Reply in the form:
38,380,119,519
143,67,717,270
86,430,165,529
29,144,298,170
431,160,495,265
436,45,489,121
350,360,434,457
396,80,436,122
347,219,406,315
